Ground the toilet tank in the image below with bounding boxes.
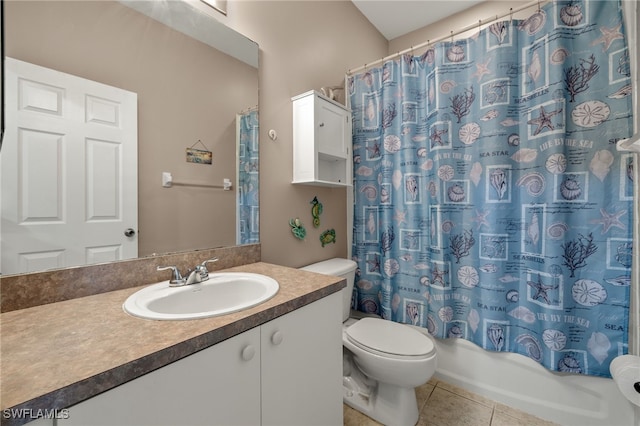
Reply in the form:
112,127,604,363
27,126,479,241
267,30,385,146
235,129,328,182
301,258,357,322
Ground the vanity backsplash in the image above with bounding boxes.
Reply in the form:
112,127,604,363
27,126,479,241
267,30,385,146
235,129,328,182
0,244,261,313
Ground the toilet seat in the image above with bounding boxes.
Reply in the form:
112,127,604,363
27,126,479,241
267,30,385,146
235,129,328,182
345,317,435,358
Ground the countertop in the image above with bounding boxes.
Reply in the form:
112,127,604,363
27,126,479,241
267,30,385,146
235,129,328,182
0,262,345,426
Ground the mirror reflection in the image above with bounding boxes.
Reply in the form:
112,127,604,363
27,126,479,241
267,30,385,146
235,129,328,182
1,0,259,275
236,107,260,245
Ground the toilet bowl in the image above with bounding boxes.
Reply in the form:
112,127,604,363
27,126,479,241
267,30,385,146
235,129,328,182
301,258,437,426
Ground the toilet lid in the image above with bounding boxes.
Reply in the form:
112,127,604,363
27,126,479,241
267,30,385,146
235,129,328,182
345,317,434,357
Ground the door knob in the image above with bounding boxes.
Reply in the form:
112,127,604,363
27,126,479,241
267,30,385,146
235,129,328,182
241,345,256,361
124,228,136,237
271,330,284,345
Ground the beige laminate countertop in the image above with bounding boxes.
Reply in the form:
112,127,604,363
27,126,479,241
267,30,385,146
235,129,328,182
0,262,345,426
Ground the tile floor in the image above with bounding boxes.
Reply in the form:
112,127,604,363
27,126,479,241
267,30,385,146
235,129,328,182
343,378,559,426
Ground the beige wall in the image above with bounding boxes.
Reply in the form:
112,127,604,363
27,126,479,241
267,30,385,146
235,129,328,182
389,0,539,55
219,0,388,267
5,0,258,257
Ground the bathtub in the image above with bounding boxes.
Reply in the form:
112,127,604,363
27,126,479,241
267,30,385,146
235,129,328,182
431,337,639,426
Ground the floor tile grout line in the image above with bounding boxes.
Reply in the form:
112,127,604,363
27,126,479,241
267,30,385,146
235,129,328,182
489,407,497,426
432,381,497,410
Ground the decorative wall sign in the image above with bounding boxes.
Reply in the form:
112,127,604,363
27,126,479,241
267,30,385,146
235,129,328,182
186,140,212,164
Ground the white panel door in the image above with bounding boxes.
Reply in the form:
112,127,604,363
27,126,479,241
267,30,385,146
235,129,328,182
1,58,138,274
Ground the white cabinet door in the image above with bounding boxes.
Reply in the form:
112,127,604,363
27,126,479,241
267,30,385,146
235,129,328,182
317,100,349,159
261,292,343,426
60,327,261,426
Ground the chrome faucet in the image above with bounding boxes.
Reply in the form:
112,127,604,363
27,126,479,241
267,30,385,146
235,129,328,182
194,258,219,282
157,258,219,287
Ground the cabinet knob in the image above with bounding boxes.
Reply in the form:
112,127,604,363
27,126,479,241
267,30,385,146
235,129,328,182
319,122,325,127
271,330,284,346
241,345,256,361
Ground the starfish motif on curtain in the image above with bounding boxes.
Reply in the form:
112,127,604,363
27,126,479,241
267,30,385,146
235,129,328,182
429,128,448,146
473,57,492,82
365,141,381,158
590,208,626,234
366,255,381,274
591,23,624,52
431,263,448,287
527,274,558,305
394,209,407,225
527,105,562,136
471,209,490,230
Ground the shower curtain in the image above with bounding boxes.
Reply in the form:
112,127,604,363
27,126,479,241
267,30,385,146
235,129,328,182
348,0,634,378
237,109,259,244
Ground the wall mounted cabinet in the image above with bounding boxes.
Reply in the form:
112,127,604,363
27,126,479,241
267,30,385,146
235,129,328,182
292,91,352,187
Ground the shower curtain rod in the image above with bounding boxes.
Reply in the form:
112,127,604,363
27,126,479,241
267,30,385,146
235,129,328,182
347,0,550,76
239,105,258,114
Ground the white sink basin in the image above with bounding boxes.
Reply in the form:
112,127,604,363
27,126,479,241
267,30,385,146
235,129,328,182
123,272,279,320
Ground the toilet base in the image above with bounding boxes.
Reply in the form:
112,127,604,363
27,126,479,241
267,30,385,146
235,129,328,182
343,370,420,426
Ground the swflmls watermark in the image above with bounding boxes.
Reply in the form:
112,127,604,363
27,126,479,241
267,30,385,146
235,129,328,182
2,408,70,420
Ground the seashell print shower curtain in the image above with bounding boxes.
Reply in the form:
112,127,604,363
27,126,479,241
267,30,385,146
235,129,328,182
238,110,259,244
348,0,634,378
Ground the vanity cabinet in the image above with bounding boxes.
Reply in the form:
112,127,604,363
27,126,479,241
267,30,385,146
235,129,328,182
261,291,342,425
59,292,342,426
292,90,352,187
59,328,262,426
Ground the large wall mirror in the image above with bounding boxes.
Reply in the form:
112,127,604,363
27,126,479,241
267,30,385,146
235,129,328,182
1,0,259,276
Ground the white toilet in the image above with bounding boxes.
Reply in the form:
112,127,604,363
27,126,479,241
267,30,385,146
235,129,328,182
302,258,437,426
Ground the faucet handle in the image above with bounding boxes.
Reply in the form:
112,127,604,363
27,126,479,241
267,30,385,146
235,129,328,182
197,258,219,281
157,265,186,286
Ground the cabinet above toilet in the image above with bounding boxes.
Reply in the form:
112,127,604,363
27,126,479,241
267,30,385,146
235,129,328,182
292,90,352,187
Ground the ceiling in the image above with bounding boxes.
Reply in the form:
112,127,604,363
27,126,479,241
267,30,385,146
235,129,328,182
351,0,486,40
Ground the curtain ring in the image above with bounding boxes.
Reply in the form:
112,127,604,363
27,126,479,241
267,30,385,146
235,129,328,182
450,30,454,43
